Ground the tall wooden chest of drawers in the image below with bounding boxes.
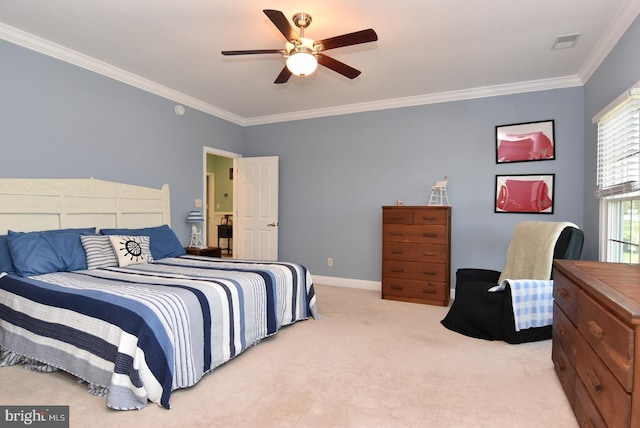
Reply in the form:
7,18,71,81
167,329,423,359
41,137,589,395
382,206,451,306
552,260,640,427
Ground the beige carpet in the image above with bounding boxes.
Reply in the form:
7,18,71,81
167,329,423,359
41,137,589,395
0,284,578,427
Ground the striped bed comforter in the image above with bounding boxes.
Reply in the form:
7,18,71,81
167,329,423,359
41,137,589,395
0,255,319,410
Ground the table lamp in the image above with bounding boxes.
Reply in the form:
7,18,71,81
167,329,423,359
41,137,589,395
186,209,205,248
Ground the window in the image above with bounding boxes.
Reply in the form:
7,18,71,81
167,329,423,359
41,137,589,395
594,82,640,262
602,194,640,263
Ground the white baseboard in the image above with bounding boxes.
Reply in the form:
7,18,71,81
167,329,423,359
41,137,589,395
312,275,381,292
312,275,456,300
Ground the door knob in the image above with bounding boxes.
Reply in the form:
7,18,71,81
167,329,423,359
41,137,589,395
267,222,278,227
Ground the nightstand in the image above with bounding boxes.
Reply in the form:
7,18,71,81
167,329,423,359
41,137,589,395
185,246,222,258
217,225,232,255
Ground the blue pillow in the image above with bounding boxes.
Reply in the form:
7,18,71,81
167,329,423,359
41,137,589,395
8,228,96,277
0,235,16,275
100,225,186,259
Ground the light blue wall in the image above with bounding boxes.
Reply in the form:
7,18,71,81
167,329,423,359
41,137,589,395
2,14,638,283
244,89,585,280
0,39,244,242
583,15,640,261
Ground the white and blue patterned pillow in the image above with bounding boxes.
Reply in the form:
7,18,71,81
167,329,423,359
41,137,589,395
80,235,118,269
100,225,185,259
108,235,153,267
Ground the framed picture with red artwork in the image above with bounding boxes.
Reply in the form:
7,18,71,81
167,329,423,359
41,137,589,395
496,120,555,164
495,174,555,214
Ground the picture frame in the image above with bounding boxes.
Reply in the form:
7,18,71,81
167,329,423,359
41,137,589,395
496,120,555,164
495,174,555,214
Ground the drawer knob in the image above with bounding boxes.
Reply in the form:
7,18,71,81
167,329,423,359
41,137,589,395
558,324,567,337
391,232,404,237
390,285,403,291
422,288,437,294
391,250,403,255
586,370,603,392
587,321,604,340
423,271,437,276
422,232,437,238
423,251,437,256
390,268,404,273
423,216,437,221
558,288,569,299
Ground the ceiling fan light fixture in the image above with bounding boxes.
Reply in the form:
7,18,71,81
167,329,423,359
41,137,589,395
221,10,378,83
286,50,318,77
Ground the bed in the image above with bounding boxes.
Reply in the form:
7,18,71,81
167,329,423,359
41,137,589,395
0,178,319,410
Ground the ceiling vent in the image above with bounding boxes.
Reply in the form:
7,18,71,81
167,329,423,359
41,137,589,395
552,33,580,50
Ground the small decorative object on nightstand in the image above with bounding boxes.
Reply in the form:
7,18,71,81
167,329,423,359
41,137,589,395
186,209,206,248
185,246,222,258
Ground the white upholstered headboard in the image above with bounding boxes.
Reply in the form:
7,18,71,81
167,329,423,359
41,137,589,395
0,178,171,234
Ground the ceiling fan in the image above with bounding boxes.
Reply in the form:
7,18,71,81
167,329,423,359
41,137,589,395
221,9,378,84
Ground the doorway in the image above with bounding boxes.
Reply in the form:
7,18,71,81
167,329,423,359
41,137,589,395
203,146,241,257
202,147,280,260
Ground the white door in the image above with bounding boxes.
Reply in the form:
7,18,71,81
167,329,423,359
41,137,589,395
233,156,279,260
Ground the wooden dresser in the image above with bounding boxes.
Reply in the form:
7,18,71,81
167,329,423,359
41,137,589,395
552,260,640,427
381,205,451,306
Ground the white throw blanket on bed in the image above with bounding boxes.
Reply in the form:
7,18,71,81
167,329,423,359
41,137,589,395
489,279,554,331
497,221,578,283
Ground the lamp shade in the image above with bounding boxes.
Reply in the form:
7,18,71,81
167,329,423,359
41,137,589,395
186,210,205,223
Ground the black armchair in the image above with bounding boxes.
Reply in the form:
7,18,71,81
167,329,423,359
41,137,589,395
441,222,584,344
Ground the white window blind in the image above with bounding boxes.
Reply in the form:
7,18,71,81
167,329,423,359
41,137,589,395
595,88,640,198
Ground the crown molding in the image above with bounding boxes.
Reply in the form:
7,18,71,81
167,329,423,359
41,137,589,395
578,0,640,83
244,76,583,126
2,3,637,128
0,23,246,126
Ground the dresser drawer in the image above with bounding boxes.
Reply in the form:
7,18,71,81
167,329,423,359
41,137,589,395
383,224,447,244
554,271,579,324
383,242,447,262
575,379,607,428
382,278,446,301
576,334,631,428
553,303,577,368
552,332,576,408
383,209,414,224
413,209,447,225
383,260,446,281
577,290,634,391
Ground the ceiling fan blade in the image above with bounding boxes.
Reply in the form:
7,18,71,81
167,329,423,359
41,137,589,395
314,29,378,51
274,66,292,84
263,9,301,43
221,49,282,56
316,54,361,79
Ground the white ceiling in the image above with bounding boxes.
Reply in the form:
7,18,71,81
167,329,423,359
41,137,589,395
1,1,639,126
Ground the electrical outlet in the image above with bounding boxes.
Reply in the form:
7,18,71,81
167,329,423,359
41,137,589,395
327,258,333,267
195,198,203,208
